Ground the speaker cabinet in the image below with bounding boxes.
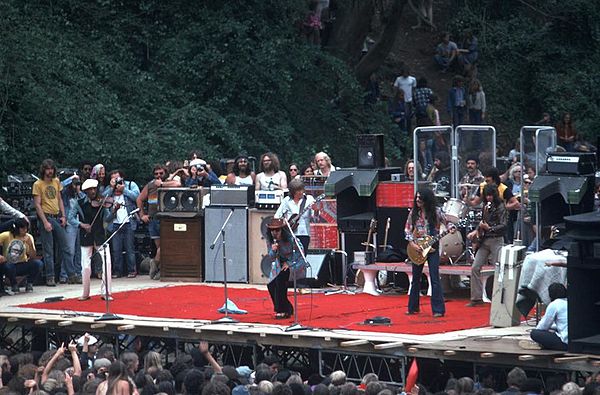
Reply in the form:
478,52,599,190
158,188,206,214
357,134,385,168
298,251,333,287
204,207,248,283
248,209,276,284
160,217,203,281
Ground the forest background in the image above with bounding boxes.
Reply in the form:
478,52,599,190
1,0,598,181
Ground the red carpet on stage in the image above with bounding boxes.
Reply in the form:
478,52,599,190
23,285,491,335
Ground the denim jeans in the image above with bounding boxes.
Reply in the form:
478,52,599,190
110,222,136,275
408,252,445,315
60,224,80,280
5,259,42,286
38,217,68,279
531,329,568,351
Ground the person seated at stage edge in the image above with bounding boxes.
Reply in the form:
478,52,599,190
530,283,568,351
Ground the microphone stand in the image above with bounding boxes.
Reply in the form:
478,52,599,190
283,220,311,332
325,250,355,295
209,208,238,324
93,210,138,322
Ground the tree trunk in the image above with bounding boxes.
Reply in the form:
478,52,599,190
354,0,407,86
327,0,375,62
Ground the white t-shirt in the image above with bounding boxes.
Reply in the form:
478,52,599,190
112,194,129,224
275,194,316,236
235,175,253,186
393,76,417,102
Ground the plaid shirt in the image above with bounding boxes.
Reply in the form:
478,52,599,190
413,87,433,112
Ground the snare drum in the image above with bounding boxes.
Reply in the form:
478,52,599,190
439,230,464,264
442,198,468,223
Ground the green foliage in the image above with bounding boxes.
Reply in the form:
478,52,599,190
0,0,398,183
448,0,600,146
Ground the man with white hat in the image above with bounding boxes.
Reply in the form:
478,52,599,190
74,178,114,301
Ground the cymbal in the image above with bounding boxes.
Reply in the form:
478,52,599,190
458,183,480,187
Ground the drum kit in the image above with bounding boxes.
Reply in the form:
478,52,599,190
438,183,482,264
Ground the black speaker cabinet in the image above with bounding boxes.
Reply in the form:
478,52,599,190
158,188,207,215
160,217,203,281
297,251,333,287
357,134,385,168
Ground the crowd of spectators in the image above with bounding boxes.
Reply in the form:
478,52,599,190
0,335,598,395
0,151,338,295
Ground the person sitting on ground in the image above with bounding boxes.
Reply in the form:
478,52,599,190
256,152,288,191
458,30,479,68
225,155,255,186
434,32,458,72
0,218,42,294
530,283,568,351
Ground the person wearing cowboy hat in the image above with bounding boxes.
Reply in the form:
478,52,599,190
265,218,306,319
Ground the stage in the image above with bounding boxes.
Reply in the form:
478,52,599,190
1,277,599,380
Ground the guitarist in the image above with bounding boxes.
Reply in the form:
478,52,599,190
404,188,455,318
275,179,319,253
466,183,507,307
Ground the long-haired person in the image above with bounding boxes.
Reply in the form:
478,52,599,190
96,361,136,395
404,188,455,317
265,218,306,319
466,183,507,306
256,152,288,191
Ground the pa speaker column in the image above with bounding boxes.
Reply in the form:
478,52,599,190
357,134,385,168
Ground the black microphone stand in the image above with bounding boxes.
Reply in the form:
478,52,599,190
93,210,138,322
283,220,311,332
209,208,238,324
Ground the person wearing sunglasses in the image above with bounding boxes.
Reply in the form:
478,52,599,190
287,163,300,182
404,187,456,318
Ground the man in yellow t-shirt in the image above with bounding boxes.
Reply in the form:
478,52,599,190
32,159,68,287
0,218,42,293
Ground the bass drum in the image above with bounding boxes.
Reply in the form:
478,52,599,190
439,229,464,264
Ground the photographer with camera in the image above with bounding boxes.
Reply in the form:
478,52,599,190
185,158,220,187
104,170,140,278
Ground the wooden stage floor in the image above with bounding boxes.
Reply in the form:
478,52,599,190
0,277,597,373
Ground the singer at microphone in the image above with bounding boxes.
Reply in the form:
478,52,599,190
466,183,508,307
106,170,141,279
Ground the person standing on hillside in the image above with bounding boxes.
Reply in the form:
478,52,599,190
393,67,417,131
413,77,434,127
447,75,467,127
467,79,486,124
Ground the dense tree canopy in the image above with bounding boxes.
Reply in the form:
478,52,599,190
0,0,395,180
448,0,600,144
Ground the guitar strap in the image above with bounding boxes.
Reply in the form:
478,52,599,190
298,195,307,219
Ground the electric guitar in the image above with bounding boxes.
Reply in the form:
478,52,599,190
470,202,491,253
288,194,326,231
407,219,468,265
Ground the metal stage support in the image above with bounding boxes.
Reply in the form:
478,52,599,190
319,350,407,386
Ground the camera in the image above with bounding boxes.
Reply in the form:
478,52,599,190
115,177,124,185
195,164,205,171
